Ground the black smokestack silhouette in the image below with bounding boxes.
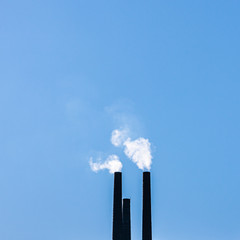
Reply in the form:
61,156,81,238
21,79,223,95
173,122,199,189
142,171,152,240
122,198,131,240
112,172,122,240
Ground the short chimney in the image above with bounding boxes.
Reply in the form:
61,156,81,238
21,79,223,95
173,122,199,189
142,171,152,240
122,198,131,240
112,172,122,240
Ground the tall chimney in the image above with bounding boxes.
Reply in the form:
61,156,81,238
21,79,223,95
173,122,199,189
122,198,131,240
142,171,152,240
112,172,122,240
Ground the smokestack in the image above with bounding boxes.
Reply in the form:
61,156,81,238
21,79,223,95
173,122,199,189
142,171,152,240
122,198,131,240
112,172,122,240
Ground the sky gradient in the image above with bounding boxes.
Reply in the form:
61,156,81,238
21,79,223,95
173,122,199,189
0,1,240,240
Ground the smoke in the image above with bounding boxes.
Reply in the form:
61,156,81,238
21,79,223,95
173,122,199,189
111,128,129,147
89,154,123,174
89,128,152,174
111,129,152,171
123,137,152,170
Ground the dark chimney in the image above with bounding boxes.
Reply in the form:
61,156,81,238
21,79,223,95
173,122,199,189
142,172,152,240
112,172,122,240
122,198,131,240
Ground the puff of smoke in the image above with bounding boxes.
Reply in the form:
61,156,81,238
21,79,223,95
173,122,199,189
111,129,152,170
123,137,152,170
111,128,129,147
89,154,123,174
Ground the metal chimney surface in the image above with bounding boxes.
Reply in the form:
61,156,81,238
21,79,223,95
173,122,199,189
142,172,152,240
112,172,122,240
122,198,131,240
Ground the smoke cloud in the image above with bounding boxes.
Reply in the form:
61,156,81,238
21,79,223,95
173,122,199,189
111,128,129,147
89,154,123,174
89,128,152,174
111,129,152,170
123,137,152,170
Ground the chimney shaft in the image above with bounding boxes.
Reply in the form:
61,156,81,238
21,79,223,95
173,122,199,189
112,172,122,240
142,172,152,240
122,198,131,240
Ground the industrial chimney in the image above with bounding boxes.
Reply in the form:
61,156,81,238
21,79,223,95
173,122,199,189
142,171,152,240
122,198,131,240
112,172,122,240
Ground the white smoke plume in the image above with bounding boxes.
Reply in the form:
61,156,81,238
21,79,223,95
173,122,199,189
123,137,152,170
111,129,152,170
89,154,123,174
111,128,129,147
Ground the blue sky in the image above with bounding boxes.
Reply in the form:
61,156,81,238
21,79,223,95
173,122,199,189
0,1,240,240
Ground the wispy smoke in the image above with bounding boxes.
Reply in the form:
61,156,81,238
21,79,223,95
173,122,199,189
124,137,152,170
111,129,152,170
111,128,129,147
89,127,152,174
89,155,123,174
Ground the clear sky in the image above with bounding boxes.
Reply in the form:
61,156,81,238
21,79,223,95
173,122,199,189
0,1,240,240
